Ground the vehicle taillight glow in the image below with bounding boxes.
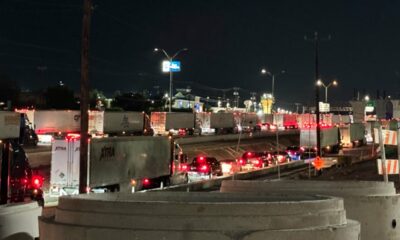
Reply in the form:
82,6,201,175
20,178,28,185
32,175,43,188
198,156,205,162
199,164,209,172
66,133,81,141
143,178,150,185
179,163,188,171
238,158,245,165
300,147,305,151
247,152,253,157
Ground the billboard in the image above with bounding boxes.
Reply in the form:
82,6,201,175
162,60,181,72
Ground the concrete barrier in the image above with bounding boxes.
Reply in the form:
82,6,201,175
0,201,42,240
163,160,305,192
175,130,298,145
39,192,360,240
221,180,399,240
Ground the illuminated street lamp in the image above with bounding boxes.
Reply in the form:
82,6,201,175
316,79,338,103
260,68,285,103
154,47,188,112
364,95,370,101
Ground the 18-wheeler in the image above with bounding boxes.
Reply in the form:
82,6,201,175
339,123,366,148
103,111,153,136
196,112,236,134
273,114,298,129
49,135,188,196
0,111,44,205
20,110,103,144
300,126,340,154
151,112,196,136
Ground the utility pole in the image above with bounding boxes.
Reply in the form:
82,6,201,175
305,32,330,157
79,0,92,194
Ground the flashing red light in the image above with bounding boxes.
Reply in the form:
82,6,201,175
32,175,43,189
143,178,150,185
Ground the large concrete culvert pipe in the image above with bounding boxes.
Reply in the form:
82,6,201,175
39,192,360,240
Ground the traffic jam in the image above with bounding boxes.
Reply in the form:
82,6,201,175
1,109,371,205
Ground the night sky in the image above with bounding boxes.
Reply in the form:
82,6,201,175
1,0,400,107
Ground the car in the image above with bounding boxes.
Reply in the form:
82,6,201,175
219,159,240,175
257,123,272,131
187,156,222,181
271,151,291,164
238,151,271,169
286,146,302,160
301,147,318,160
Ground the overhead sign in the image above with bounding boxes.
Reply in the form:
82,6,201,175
162,60,181,72
319,102,330,112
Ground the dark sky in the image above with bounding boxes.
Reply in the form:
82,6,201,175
1,0,400,107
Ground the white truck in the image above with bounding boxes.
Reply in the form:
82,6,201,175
49,136,188,196
339,123,366,148
0,112,20,140
151,112,196,136
273,114,298,129
103,111,153,136
332,114,352,126
33,110,103,144
236,112,259,131
300,126,340,154
196,112,236,134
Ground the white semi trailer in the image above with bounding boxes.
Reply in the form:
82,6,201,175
49,136,187,196
151,112,196,136
300,126,340,154
103,111,153,136
339,123,366,148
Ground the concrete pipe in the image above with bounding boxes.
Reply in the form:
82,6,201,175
39,192,360,240
221,180,399,240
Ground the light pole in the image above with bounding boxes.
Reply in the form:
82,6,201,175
316,79,338,103
154,47,188,112
260,68,285,100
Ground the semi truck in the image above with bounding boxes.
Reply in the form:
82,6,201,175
31,110,104,144
237,112,259,131
49,135,188,196
0,111,44,205
274,114,298,129
151,112,196,136
339,123,366,148
103,111,153,136
300,126,340,154
196,112,236,134
332,114,352,126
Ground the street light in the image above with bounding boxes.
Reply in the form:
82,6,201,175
316,79,338,103
154,47,188,112
260,68,285,100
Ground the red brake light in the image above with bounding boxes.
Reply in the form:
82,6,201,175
238,158,245,165
143,178,150,185
66,133,81,141
179,164,188,171
200,164,209,172
300,147,305,151
32,175,43,188
198,156,205,162
247,152,252,157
